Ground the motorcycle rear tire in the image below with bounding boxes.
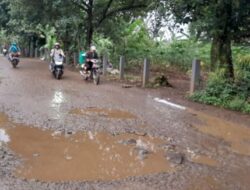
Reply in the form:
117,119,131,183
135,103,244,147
93,72,100,85
12,60,18,68
56,71,62,80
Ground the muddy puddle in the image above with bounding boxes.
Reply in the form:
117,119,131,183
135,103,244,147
0,113,174,182
70,107,137,119
190,155,218,167
189,110,250,156
187,176,224,190
0,113,10,143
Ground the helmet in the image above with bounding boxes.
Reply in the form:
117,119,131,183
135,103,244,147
90,45,96,51
11,42,17,46
54,42,60,47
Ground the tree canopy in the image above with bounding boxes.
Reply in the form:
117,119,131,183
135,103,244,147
166,0,250,78
0,0,249,78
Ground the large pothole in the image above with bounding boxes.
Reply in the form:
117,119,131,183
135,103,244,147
0,112,175,182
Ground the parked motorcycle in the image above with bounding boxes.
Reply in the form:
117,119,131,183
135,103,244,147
80,59,100,85
9,53,20,68
50,56,64,80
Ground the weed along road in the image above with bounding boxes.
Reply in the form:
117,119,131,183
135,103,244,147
0,56,250,190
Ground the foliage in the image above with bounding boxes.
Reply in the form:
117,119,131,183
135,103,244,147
70,0,154,47
191,66,250,113
123,19,153,59
37,25,57,50
93,34,113,57
1,0,250,114
166,0,250,78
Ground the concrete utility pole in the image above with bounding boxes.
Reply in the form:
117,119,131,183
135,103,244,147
73,52,78,65
119,56,125,80
65,52,70,65
103,54,108,76
35,48,38,58
190,59,201,94
142,58,150,88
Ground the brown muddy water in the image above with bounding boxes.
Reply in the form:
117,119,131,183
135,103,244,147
69,107,137,119
190,155,218,167
187,175,223,190
0,112,174,182
1,107,250,184
190,110,250,156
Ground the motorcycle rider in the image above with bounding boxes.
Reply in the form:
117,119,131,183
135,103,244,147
2,44,8,56
80,45,98,75
85,45,98,71
50,42,65,71
8,42,21,61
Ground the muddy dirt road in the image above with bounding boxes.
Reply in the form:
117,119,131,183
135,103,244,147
0,56,250,190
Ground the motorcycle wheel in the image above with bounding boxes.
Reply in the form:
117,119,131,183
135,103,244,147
83,71,90,81
12,60,18,68
56,72,62,80
93,72,100,85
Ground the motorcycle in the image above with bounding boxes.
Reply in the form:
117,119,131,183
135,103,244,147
3,48,8,56
80,59,100,85
9,53,20,68
50,56,64,80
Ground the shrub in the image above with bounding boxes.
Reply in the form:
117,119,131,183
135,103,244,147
190,68,250,113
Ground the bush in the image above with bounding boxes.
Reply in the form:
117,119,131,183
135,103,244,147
190,68,250,113
227,96,246,111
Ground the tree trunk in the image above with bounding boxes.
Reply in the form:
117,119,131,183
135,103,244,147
219,35,234,79
86,0,94,49
86,20,93,49
210,34,234,79
210,37,220,71
210,0,234,79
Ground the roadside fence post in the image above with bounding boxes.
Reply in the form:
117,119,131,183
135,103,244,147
73,52,78,65
103,54,108,76
35,48,38,58
65,52,70,65
119,56,125,80
190,59,201,94
142,58,150,88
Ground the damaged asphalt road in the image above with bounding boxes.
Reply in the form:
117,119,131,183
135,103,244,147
0,56,250,190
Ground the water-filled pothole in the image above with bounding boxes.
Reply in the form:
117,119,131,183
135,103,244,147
189,110,250,156
10,127,173,181
191,155,218,167
0,111,174,181
69,107,137,119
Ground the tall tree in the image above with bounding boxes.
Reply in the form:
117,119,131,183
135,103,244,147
0,0,10,30
167,0,250,79
5,0,82,51
70,0,152,48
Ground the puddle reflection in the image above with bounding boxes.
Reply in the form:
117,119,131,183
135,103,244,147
50,91,66,120
0,128,10,143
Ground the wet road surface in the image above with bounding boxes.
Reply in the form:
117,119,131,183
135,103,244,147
0,56,250,190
